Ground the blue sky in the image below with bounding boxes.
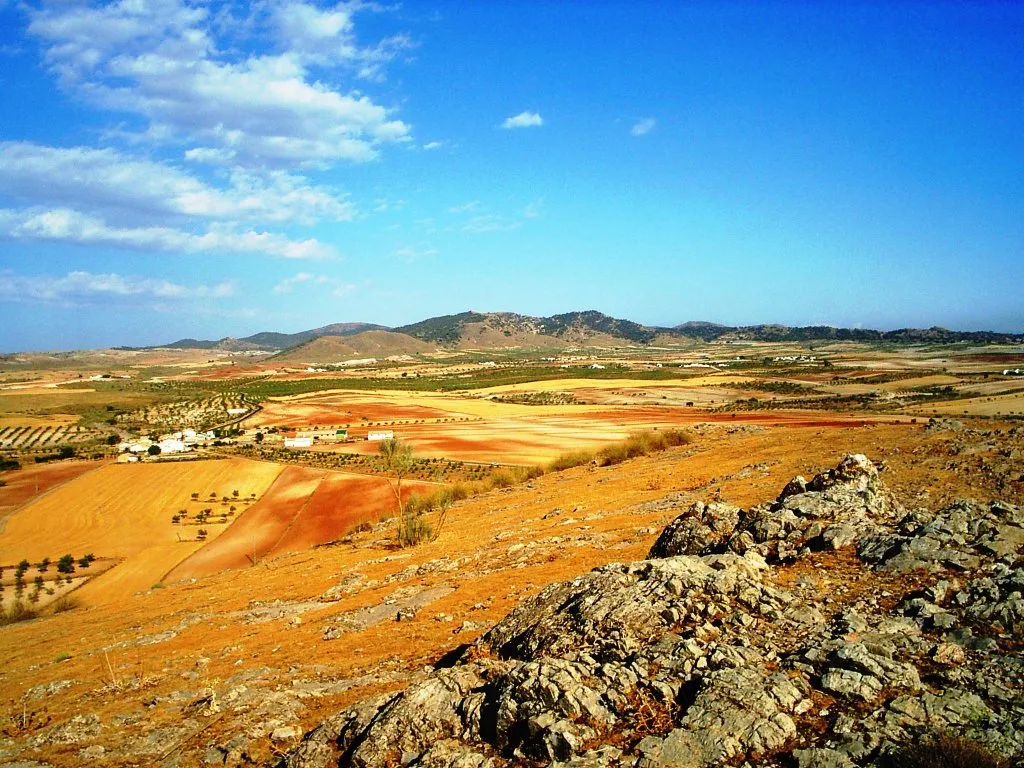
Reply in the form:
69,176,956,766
0,1,1022,351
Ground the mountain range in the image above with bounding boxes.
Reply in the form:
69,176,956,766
155,310,1023,359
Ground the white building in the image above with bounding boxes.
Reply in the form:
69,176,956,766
227,408,248,416
367,430,395,441
158,439,187,454
284,437,313,448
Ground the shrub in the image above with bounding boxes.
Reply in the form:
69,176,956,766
0,601,39,625
548,450,595,472
880,735,1010,768
397,510,433,547
56,554,75,574
51,595,80,614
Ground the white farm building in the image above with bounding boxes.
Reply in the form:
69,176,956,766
367,430,395,442
284,437,313,448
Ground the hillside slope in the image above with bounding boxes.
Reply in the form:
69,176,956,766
1,421,1022,766
269,330,436,363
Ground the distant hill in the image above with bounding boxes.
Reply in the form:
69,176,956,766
268,330,435,364
151,313,1022,357
162,322,385,352
670,323,1023,344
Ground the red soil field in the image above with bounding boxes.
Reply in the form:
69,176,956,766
164,467,434,581
271,473,432,555
0,459,104,524
251,398,455,428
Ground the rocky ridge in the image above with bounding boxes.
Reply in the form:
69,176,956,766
282,455,1024,768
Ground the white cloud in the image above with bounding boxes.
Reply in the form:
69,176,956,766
393,245,437,262
0,208,335,259
26,0,412,169
422,141,444,151
273,272,321,293
0,269,234,304
630,117,656,136
272,2,413,79
461,214,521,234
501,111,544,129
524,198,544,218
331,282,356,297
448,200,480,214
272,271,354,295
0,141,353,227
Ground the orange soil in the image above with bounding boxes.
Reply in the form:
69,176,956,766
165,467,434,581
0,460,104,524
249,398,456,428
1,422,1021,767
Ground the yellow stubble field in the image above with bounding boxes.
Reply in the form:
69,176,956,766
0,458,283,604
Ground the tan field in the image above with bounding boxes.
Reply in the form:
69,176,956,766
0,458,283,604
906,390,1024,417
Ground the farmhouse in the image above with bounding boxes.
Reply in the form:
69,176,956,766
367,430,395,441
284,437,313,449
157,439,187,454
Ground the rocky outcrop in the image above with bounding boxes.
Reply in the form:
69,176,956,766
281,455,1024,768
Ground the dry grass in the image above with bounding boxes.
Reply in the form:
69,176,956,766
880,735,1015,768
0,600,40,626
547,428,692,471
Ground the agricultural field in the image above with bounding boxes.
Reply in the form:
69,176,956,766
0,459,103,525
0,423,102,451
0,458,282,605
165,467,436,581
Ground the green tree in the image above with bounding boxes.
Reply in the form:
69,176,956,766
147,444,161,456
56,554,75,574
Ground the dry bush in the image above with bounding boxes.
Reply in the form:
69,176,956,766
50,595,80,614
0,601,40,626
547,450,596,472
397,509,433,547
881,735,1012,768
549,429,692,471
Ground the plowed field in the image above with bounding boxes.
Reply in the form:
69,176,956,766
165,468,436,581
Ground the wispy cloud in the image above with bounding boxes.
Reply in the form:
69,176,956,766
630,117,657,136
272,272,354,296
501,111,544,129
524,198,544,219
461,214,521,233
448,200,480,214
422,141,444,151
0,269,234,305
393,245,438,262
